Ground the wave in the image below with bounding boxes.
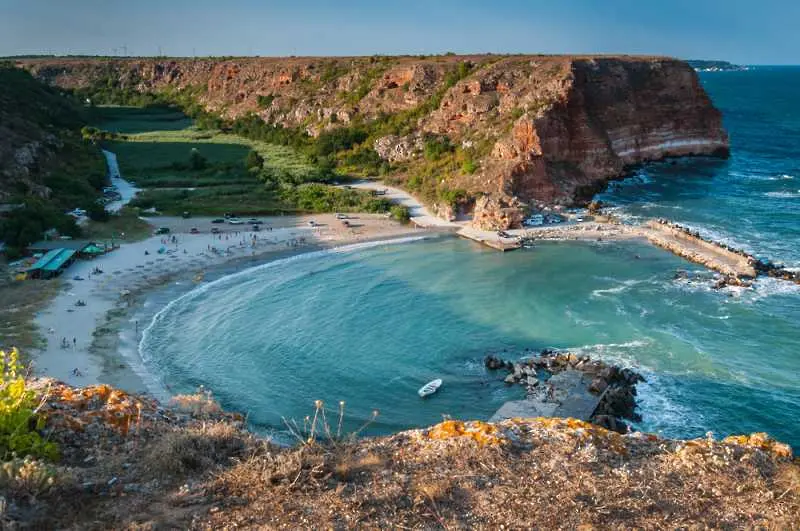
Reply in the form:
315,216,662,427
590,279,647,299
764,190,800,198
137,235,432,396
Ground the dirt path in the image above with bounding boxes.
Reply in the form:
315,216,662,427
346,180,461,228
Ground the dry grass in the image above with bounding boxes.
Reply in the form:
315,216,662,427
198,419,800,529
0,276,61,354
141,421,250,480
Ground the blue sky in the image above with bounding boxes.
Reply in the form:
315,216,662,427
1,0,798,64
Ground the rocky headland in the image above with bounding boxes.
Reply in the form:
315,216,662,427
17,55,729,224
3,377,798,529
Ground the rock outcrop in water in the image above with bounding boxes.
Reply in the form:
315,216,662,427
17,56,728,225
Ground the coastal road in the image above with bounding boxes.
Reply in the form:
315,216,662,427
346,180,461,229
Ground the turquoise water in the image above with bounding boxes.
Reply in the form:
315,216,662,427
140,68,800,447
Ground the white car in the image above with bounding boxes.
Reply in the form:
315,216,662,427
335,213,348,220
227,218,244,225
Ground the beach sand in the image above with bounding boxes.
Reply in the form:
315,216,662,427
31,213,426,393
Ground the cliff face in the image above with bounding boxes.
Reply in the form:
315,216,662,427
18,55,728,220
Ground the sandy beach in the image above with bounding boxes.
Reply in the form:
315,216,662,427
31,212,426,392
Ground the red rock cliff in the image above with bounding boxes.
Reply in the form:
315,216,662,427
19,55,728,217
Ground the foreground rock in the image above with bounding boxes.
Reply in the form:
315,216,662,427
4,379,798,529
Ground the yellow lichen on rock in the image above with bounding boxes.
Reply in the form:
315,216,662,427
723,432,793,459
426,420,505,446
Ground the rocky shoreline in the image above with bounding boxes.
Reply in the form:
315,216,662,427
485,350,644,434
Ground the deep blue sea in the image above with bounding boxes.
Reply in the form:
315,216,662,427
138,67,800,447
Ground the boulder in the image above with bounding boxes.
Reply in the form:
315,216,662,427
589,377,608,395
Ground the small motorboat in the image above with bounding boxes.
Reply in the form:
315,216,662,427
418,379,442,398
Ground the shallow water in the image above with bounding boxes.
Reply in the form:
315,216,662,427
139,67,800,447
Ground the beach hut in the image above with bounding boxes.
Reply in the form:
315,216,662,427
26,248,77,279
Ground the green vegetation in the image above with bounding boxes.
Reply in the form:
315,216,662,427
0,349,59,461
0,201,81,259
281,184,391,213
90,106,382,217
0,65,111,256
256,94,275,108
65,58,487,217
390,205,411,223
82,207,152,241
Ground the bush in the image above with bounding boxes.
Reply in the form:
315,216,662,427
245,149,264,171
188,149,208,170
85,202,109,222
256,94,275,108
424,135,454,161
461,159,478,174
390,205,411,223
0,349,59,461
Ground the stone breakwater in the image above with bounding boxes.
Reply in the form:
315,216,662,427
646,218,800,286
485,350,644,434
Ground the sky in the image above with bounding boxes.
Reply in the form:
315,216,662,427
1,0,798,64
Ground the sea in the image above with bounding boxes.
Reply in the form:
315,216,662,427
136,67,800,448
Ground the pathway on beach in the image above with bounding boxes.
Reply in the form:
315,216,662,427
346,180,460,229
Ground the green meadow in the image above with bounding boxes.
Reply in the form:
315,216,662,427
90,106,397,217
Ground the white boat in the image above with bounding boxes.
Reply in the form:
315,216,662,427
418,379,442,398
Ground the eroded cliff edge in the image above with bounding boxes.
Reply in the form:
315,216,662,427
18,55,728,220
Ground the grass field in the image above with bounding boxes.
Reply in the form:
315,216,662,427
91,106,316,215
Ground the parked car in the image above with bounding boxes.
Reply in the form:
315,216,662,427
335,213,348,220
211,218,225,224
251,224,261,231
182,211,191,219
211,227,221,234
190,227,199,234
155,227,170,235
228,218,244,225
247,218,262,224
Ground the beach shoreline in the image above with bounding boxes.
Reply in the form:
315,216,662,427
30,213,431,394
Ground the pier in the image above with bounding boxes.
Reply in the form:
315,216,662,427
457,226,522,251
490,370,603,423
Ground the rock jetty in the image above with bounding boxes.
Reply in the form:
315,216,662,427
648,218,800,287
485,350,644,433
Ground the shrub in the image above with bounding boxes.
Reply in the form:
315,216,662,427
461,159,478,174
256,94,275,108
0,349,59,461
85,202,109,222
0,456,68,498
188,149,208,170
245,149,264,171
423,135,454,161
390,205,411,223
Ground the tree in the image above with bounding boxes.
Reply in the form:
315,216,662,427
188,149,207,170
85,202,109,222
245,150,264,171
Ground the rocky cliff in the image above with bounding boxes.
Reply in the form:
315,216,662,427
18,55,728,225
6,378,799,529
